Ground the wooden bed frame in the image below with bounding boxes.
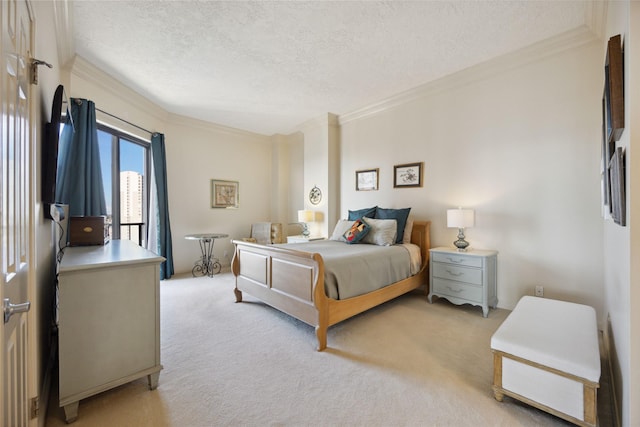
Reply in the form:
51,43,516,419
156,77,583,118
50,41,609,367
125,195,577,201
231,220,431,351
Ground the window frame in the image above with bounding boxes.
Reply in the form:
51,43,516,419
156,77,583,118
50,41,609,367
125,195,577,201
97,123,151,245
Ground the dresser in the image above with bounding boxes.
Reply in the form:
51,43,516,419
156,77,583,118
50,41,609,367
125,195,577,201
428,247,498,317
57,240,165,422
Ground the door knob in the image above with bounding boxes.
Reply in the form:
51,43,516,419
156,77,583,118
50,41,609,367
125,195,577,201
3,298,30,324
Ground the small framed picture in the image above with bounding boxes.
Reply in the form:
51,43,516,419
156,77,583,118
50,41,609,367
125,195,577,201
211,179,239,208
356,168,379,191
394,162,423,188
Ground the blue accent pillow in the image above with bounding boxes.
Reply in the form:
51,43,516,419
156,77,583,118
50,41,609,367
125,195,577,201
375,207,411,244
343,218,370,244
348,206,377,221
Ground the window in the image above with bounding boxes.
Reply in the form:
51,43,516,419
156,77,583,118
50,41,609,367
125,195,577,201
97,125,150,246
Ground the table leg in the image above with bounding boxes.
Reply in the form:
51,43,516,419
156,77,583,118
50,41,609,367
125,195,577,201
191,238,222,277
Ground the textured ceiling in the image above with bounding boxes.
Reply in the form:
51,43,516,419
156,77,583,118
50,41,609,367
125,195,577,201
70,1,591,135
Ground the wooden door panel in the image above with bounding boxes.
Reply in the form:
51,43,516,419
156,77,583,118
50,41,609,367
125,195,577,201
2,0,33,425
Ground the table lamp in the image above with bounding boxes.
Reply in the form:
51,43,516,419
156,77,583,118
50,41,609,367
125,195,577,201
297,210,314,237
447,208,475,251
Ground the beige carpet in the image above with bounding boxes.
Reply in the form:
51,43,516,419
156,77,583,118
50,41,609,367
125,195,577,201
46,272,612,426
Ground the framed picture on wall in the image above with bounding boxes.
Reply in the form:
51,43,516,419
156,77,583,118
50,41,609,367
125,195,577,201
604,34,624,142
609,147,626,226
356,168,379,191
601,96,612,209
211,179,239,208
393,162,423,188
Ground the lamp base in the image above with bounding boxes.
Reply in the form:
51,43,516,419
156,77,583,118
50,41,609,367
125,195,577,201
453,239,469,251
453,228,469,252
301,224,310,237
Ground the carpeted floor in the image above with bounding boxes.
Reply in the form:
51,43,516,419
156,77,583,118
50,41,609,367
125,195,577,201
46,272,613,426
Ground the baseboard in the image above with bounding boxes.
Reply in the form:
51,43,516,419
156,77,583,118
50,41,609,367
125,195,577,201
603,316,621,427
38,333,58,427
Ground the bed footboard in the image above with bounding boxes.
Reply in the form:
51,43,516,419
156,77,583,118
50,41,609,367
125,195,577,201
231,220,431,351
231,241,329,349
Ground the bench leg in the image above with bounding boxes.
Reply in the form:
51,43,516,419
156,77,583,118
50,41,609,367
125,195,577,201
492,352,504,401
584,383,597,426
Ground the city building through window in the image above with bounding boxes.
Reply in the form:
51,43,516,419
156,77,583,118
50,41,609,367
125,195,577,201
97,125,150,246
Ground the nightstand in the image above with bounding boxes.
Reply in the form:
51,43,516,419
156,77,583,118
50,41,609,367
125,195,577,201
428,246,498,317
286,235,325,243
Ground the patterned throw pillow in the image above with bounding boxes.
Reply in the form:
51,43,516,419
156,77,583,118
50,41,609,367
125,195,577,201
343,218,370,244
330,219,355,242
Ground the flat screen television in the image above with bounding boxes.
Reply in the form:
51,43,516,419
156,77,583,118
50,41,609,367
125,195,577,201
42,84,74,219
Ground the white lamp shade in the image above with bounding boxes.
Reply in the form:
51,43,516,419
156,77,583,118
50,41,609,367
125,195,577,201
447,209,475,228
298,210,314,223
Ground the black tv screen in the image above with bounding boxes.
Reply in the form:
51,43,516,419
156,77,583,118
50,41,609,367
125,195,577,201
42,84,73,218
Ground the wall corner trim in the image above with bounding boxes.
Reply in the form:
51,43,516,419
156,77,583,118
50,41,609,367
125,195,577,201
338,26,600,126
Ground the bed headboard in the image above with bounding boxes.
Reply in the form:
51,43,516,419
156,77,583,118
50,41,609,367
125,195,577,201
410,221,431,266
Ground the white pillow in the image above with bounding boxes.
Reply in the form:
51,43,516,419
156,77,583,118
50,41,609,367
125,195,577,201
402,217,414,244
362,217,397,246
329,219,354,242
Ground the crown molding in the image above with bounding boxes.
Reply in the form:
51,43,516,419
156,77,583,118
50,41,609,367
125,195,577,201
339,25,601,126
292,112,339,134
168,113,272,141
72,55,272,140
70,55,168,121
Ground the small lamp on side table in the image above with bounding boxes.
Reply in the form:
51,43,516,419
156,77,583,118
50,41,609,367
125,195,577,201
447,208,475,251
297,210,314,237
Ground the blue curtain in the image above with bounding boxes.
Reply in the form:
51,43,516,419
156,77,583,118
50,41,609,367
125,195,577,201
56,98,106,216
150,133,174,279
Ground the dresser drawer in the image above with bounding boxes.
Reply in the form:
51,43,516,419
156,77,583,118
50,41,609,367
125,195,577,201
432,278,482,302
432,263,482,285
432,252,483,268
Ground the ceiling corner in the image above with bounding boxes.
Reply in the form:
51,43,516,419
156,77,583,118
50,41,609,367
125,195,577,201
52,0,75,67
585,0,608,40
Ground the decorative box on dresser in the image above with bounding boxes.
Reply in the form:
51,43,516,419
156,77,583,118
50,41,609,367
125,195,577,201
57,239,165,422
428,246,498,317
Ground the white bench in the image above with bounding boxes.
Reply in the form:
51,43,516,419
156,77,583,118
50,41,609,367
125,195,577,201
491,296,600,427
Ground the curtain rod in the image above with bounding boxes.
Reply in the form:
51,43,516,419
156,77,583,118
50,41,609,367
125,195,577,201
95,107,155,136
64,99,156,135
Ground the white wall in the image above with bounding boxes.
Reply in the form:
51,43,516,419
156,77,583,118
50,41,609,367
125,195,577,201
32,2,66,425
628,3,640,423
165,115,273,272
602,1,638,426
295,114,340,238
339,36,605,317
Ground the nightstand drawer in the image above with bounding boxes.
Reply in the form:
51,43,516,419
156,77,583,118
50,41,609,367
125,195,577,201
432,278,482,301
432,263,482,285
432,252,483,268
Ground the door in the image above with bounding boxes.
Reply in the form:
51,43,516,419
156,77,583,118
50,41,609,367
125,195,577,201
1,0,34,426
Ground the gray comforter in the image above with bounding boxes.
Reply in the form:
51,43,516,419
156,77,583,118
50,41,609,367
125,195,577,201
283,240,418,300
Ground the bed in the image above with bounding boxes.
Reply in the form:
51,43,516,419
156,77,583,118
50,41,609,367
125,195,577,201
231,219,431,351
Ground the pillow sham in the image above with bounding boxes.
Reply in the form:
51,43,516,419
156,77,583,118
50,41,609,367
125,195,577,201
343,218,370,244
348,206,377,221
329,219,355,242
375,207,411,244
361,217,397,246
402,217,414,244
